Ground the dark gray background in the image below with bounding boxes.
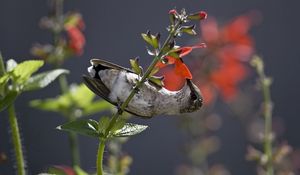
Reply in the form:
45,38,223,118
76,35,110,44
1,0,300,175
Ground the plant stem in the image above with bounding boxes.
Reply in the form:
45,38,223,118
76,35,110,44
253,57,274,175
68,131,80,167
8,104,25,175
97,139,106,175
52,0,81,168
261,75,273,175
0,52,5,77
96,21,181,175
58,74,81,168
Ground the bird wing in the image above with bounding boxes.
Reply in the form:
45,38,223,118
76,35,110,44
82,75,152,118
90,59,134,73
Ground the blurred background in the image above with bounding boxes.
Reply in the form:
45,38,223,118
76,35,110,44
1,0,300,175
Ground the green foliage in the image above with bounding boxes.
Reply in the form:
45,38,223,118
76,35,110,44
24,69,69,91
149,76,164,87
0,90,17,112
113,123,148,137
141,31,160,49
0,58,67,112
57,117,147,139
129,58,143,76
180,25,196,35
12,60,44,84
57,119,100,138
30,84,113,117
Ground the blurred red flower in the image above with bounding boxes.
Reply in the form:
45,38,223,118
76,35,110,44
66,26,85,55
64,13,86,55
53,165,76,175
194,13,256,104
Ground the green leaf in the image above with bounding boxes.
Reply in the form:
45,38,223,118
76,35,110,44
113,123,148,137
149,76,164,87
12,60,44,84
0,90,18,112
6,59,18,72
0,74,9,86
57,119,100,138
30,95,71,114
98,116,110,135
82,100,112,116
141,31,159,49
70,84,95,108
129,58,142,75
149,67,159,77
111,119,125,133
23,69,69,91
180,25,196,35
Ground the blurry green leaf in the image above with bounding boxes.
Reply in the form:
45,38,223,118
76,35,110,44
0,90,18,112
30,95,71,114
6,59,18,72
70,84,95,108
12,60,44,84
98,116,110,134
180,25,196,35
111,119,125,133
149,76,164,87
57,119,100,138
82,100,112,116
113,123,148,137
23,69,69,91
30,83,111,116
129,58,142,75
0,74,9,86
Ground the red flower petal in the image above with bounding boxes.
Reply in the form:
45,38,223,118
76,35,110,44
66,26,85,55
169,9,177,14
159,66,186,91
199,11,208,20
174,60,193,79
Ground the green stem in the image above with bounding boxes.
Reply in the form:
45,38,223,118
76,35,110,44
58,74,69,93
0,52,5,77
261,77,273,175
254,57,274,175
97,139,106,175
96,21,182,175
52,0,81,168
58,74,81,168
8,104,25,175
68,131,80,167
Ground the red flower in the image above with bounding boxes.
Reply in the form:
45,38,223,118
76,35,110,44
64,13,86,55
194,13,256,103
156,44,206,91
169,9,177,15
53,165,76,175
199,11,208,20
66,26,85,55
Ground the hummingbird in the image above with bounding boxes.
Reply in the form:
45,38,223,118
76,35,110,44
83,59,203,118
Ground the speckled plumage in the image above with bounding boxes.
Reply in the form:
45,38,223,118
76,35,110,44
83,59,203,118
